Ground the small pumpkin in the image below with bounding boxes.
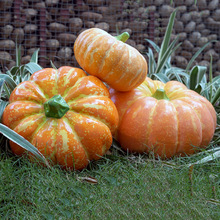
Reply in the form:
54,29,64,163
74,28,148,92
2,66,119,170
110,77,217,158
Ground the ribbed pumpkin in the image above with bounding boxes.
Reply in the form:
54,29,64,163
2,66,119,170
74,28,148,92
110,77,217,158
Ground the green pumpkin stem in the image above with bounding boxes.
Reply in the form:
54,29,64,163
115,32,130,43
44,95,69,119
152,89,170,101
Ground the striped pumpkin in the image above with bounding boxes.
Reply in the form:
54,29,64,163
74,28,148,92
110,77,217,158
2,66,119,170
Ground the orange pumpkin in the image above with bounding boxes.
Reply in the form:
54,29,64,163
2,66,119,170
74,28,148,92
110,77,217,158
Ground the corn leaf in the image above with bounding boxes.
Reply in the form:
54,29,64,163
0,123,50,167
186,40,217,72
152,73,170,83
209,55,213,101
0,100,8,122
165,67,189,79
187,150,220,167
3,83,11,98
211,87,220,106
7,66,19,76
25,62,42,75
50,61,58,70
157,9,177,65
155,40,181,73
147,47,156,75
0,74,17,91
0,78,4,89
189,66,207,91
30,49,40,63
201,76,220,94
165,68,184,83
22,72,31,82
15,43,21,67
145,39,160,53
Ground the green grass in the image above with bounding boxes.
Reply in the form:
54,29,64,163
1,149,219,220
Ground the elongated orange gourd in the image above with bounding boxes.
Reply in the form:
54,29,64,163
110,77,217,158
74,28,148,91
2,66,119,170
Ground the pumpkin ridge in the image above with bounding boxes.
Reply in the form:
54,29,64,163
137,83,153,96
10,81,48,104
88,48,99,67
64,75,110,103
82,33,106,66
125,48,147,88
75,29,103,56
64,114,106,161
114,46,133,84
57,68,72,97
194,96,217,127
68,108,112,132
128,61,147,89
101,44,128,82
12,113,46,139
30,68,58,98
67,94,109,104
29,115,48,146
145,100,159,153
32,119,59,163
174,100,203,154
116,95,148,129
142,78,161,95
63,68,75,89
12,99,45,105
98,40,117,74
170,101,179,154
74,30,92,56
166,89,187,100
61,117,90,160
28,81,51,100
119,64,143,89
148,100,180,158
62,76,87,101
2,101,44,129
31,114,47,133
8,114,46,156
176,98,215,147
74,30,90,53
17,112,46,129
49,120,59,163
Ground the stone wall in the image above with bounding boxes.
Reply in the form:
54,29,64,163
0,0,219,76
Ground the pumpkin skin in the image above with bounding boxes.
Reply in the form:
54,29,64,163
2,66,119,170
110,77,217,158
74,28,148,92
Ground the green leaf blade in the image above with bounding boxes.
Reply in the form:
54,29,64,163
157,9,177,65
30,49,40,63
186,40,217,72
189,66,207,91
0,74,17,91
0,123,50,167
25,62,42,75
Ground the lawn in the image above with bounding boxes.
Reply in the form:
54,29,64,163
1,148,219,220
